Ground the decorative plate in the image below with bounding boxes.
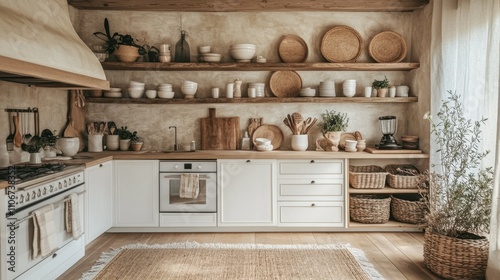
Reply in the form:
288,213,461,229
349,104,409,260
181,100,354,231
252,125,284,150
368,31,407,63
321,25,363,62
269,71,302,97
278,35,309,63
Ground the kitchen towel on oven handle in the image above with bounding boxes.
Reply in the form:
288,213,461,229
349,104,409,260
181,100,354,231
32,204,57,259
180,173,199,199
65,193,83,239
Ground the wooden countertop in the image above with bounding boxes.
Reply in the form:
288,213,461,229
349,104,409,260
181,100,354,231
0,149,428,189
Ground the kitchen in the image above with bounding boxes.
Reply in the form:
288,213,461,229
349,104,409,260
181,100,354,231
1,0,499,279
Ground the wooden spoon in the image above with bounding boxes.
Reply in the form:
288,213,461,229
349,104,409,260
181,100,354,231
292,112,303,134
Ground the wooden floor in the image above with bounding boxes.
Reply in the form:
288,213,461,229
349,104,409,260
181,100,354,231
59,232,442,280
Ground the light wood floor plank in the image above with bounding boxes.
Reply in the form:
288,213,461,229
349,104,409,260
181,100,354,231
187,232,216,243
212,232,255,243
255,232,292,244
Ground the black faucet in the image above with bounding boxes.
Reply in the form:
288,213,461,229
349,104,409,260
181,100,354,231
169,126,179,151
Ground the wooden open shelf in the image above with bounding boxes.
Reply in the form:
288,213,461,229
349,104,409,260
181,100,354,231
349,187,424,194
101,62,420,72
86,96,418,104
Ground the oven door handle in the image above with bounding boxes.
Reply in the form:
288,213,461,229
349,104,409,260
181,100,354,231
10,190,86,227
162,175,211,179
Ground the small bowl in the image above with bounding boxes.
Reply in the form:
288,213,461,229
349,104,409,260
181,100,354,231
198,46,211,53
158,91,174,99
103,91,122,98
256,144,273,151
181,87,197,97
108,87,122,92
230,49,256,60
145,90,157,99
129,81,145,87
255,138,271,146
230,44,256,49
128,88,144,98
203,55,221,62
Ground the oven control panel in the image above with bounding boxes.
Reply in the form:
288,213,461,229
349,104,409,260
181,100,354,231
15,171,84,208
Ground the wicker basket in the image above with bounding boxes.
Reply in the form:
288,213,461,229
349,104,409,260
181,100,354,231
424,230,489,280
350,194,391,224
385,164,420,189
390,194,427,224
349,165,388,189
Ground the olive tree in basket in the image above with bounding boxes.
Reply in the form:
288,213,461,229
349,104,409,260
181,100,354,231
419,90,493,280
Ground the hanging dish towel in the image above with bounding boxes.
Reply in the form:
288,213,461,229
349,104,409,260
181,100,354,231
179,173,199,199
65,193,83,239
32,204,57,259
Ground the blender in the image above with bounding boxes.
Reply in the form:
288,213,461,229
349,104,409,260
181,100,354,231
377,116,402,149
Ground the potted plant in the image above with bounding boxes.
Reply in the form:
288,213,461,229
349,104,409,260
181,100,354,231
372,76,389,97
93,18,145,62
316,110,348,152
116,126,134,151
21,131,57,163
419,91,493,280
143,44,160,62
130,132,144,151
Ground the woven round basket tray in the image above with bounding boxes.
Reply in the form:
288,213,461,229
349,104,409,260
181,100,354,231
278,35,309,63
368,31,407,63
320,25,363,62
269,71,302,97
385,164,420,189
390,194,427,224
350,194,391,224
424,230,489,279
349,165,388,189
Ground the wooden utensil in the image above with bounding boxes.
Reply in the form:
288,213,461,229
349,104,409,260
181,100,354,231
291,112,303,135
200,108,240,150
303,118,317,134
13,115,22,148
6,112,14,151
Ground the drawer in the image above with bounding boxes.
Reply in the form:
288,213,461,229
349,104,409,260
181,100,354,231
278,178,344,201
278,160,344,177
278,202,344,227
160,213,217,227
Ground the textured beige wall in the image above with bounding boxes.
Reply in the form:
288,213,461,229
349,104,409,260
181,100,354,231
75,10,430,151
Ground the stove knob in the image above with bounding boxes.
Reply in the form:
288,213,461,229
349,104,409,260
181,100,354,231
19,194,24,203
59,182,62,189
43,187,47,195
68,179,72,186
50,185,54,192
32,191,36,199
73,177,76,184
197,165,202,169
64,180,67,188
37,189,41,197
25,195,30,202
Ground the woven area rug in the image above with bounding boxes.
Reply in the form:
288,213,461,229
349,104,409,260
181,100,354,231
81,242,384,280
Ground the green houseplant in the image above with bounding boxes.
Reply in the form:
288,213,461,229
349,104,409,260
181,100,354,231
130,131,143,151
372,76,389,97
316,110,349,152
116,126,134,150
93,18,145,62
420,91,493,280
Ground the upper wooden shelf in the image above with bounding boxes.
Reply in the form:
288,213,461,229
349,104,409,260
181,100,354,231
101,62,420,72
68,0,429,12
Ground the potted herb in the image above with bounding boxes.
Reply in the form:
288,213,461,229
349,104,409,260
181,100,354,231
116,126,134,151
130,132,144,151
93,18,145,62
419,91,493,279
316,110,349,152
372,76,389,97
21,130,57,163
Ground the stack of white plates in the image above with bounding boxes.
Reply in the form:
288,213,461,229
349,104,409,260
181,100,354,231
157,83,174,99
248,83,265,97
319,80,336,97
103,87,122,98
342,79,356,97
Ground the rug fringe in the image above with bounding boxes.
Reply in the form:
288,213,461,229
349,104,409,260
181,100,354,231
80,241,385,280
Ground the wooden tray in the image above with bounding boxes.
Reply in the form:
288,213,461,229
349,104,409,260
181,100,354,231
278,35,308,63
321,25,362,62
369,31,407,63
252,124,284,150
365,147,422,154
269,71,302,97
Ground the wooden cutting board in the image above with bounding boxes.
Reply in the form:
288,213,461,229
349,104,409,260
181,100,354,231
201,108,240,150
365,147,422,154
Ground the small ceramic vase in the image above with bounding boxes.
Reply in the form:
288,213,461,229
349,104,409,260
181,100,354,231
291,135,308,151
29,152,42,164
356,140,367,152
106,135,119,151
119,139,131,151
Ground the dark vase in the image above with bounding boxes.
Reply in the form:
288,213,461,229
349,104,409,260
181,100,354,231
148,51,158,62
175,30,190,62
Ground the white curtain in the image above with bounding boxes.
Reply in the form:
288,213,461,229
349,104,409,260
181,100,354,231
430,0,500,278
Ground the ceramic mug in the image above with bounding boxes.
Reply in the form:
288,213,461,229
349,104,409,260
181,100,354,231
396,85,409,97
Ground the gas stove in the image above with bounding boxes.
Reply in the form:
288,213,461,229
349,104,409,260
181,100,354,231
0,163,67,183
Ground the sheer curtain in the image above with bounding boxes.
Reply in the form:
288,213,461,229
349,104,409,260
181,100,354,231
430,0,500,278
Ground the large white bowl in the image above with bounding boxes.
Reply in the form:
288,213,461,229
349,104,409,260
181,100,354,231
230,49,256,60
129,80,145,87
230,44,256,49
57,137,79,156
128,88,144,98
158,91,174,99
181,86,197,97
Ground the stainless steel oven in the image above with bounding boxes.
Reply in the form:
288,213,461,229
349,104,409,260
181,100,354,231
159,161,217,213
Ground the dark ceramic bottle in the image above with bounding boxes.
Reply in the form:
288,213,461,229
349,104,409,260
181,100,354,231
175,30,190,62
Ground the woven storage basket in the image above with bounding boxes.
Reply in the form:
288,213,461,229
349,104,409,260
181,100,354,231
350,194,391,224
349,165,388,189
390,194,427,224
368,31,407,63
424,230,489,280
385,164,420,189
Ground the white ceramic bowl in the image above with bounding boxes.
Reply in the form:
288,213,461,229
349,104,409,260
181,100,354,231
108,87,121,92
343,90,355,97
230,44,256,49
128,88,144,98
145,90,157,99
182,80,198,86
256,144,273,151
181,86,197,97
230,49,256,60
198,46,211,53
158,91,174,99
255,138,271,146
129,80,145,87
299,88,316,97
57,137,79,156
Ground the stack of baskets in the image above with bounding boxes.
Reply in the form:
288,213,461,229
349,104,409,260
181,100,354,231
349,165,390,223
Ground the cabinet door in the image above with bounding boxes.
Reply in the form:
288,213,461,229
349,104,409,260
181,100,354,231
113,160,159,227
85,161,113,244
218,159,276,226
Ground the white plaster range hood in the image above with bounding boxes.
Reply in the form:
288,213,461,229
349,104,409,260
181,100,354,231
0,0,109,89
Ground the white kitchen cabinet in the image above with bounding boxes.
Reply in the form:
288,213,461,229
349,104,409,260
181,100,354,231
277,159,346,227
113,160,159,227
85,161,113,244
218,159,277,226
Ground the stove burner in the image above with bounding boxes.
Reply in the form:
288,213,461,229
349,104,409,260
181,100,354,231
0,163,66,183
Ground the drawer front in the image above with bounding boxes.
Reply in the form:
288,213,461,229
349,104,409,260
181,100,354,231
160,213,217,227
278,160,344,177
278,202,344,227
278,178,344,201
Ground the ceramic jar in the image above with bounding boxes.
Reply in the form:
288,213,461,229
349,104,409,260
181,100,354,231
106,135,119,151
88,135,103,152
344,140,358,152
291,135,308,151
356,140,366,152
119,139,131,151
29,152,42,164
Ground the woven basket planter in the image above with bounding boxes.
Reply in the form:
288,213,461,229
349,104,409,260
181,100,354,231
350,194,391,224
424,230,489,280
390,194,427,224
385,164,420,189
349,165,388,189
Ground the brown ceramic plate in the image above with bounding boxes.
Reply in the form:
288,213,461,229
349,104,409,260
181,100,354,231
252,125,284,150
